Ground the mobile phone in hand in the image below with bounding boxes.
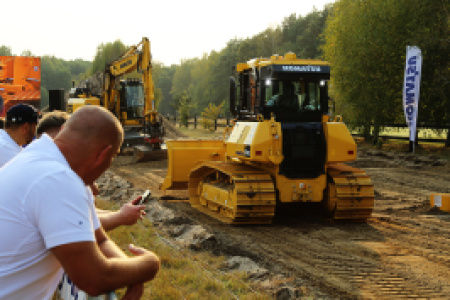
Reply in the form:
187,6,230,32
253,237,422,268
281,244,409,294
137,190,151,205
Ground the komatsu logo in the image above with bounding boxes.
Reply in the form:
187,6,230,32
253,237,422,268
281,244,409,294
282,65,321,72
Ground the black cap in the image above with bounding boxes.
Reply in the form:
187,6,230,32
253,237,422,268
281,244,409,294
6,104,39,124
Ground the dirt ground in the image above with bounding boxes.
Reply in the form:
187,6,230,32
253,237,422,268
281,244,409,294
108,143,450,299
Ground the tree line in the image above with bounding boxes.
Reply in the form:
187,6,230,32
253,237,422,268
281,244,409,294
1,0,448,145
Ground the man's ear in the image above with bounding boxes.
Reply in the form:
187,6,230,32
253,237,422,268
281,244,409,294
93,144,113,167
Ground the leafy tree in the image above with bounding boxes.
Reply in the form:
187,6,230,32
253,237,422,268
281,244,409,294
67,59,91,77
92,40,127,74
20,50,34,56
201,101,225,131
170,58,196,108
156,65,176,115
298,7,332,59
190,53,216,113
0,46,12,56
173,91,196,127
279,8,331,59
208,39,241,117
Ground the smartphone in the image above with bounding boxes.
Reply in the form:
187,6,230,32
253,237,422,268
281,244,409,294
137,190,151,205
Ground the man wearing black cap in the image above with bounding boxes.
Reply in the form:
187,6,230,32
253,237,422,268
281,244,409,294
0,103,39,167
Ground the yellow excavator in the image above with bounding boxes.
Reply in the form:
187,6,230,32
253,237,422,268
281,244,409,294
161,52,374,224
67,37,164,160
103,37,163,156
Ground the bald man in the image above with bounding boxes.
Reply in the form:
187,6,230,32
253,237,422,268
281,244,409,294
0,106,159,299
36,110,147,232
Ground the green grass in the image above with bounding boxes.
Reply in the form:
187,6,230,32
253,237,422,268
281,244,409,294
96,198,271,299
374,127,448,139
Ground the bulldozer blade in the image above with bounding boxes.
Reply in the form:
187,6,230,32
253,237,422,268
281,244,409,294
133,145,167,163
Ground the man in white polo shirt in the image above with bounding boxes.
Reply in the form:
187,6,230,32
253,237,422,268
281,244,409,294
0,103,39,167
0,106,159,299
36,110,147,232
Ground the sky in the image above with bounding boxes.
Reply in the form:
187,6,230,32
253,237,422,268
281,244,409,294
2,0,334,66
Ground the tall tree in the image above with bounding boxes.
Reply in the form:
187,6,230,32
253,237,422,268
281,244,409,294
173,90,196,126
156,65,176,115
91,40,127,74
20,50,34,56
170,58,197,113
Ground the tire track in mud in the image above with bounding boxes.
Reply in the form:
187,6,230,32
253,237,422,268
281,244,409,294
356,166,450,197
164,201,450,299
243,222,448,299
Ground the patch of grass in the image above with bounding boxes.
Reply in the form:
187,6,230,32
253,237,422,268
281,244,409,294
96,199,271,299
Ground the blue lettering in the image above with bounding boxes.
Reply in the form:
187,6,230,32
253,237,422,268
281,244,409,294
405,92,415,105
408,56,417,65
407,65,415,75
405,82,415,94
406,75,415,83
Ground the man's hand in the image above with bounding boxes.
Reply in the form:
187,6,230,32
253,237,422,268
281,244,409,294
97,198,146,231
117,201,146,226
120,244,159,299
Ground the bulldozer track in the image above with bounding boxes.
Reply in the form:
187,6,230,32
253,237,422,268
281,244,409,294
191,162,276,224
327,164,375,222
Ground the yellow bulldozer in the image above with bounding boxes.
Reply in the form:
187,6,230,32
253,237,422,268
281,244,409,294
161,52,374,224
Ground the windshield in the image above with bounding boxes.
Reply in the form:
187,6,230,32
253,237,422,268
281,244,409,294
125,84,145,118
264,79,323,112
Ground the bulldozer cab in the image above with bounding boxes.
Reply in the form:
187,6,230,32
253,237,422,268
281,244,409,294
120,79,145,120
230,56,330,123
230,54,331,179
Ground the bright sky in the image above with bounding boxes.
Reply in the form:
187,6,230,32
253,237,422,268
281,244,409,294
3,0,334,66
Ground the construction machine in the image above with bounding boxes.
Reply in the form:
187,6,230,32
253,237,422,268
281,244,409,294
161,52,374,224
66,82,101,113
67,38,164,161
0,56,40,116
103,37,164,156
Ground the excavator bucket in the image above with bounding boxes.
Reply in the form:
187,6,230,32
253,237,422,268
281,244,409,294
132,145,167,163
120,130,167,163
160,140,226,190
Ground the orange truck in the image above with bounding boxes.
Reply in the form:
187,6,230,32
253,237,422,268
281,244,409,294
0,56,41,117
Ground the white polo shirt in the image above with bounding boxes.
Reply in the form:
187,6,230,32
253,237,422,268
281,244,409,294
0,134,100,300
0,129,22,167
